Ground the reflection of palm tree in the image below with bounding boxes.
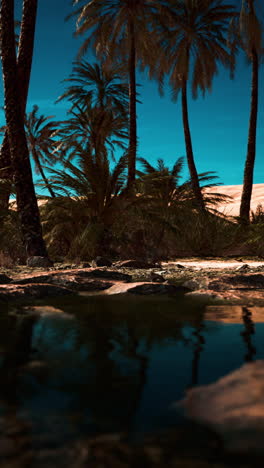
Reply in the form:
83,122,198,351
240,306,256,362
125,327,148,436
189,321,205,387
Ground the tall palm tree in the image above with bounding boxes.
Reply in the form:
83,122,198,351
70,0,166,190
0,0,48,258
238,0,263,223
156,0,236,211
25,105,59,198
57,60,129,118
0,1,38,210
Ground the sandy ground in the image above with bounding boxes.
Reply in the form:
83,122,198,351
206,183,264,217
162,260,264,269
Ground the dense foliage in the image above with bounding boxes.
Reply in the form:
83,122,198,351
0,0,263,263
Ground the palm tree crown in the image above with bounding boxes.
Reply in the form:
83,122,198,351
164,0,236,96
25,105,60,197
57,60,129,118
153,0,236,211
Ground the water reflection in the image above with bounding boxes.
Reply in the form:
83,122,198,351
189,320,205,387
0,299,263,450
240,306,256,362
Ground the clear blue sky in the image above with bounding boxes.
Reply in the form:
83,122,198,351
1,0,264,187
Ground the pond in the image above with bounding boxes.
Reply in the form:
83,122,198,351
0,295,264,464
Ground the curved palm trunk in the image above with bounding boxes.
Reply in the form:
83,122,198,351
1,0,48,257
0,0,38,210
181,79,206,212
126,20,137,191
32,149,56,198
239,48,259,224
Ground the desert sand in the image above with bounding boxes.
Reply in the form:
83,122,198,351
206,183,264,217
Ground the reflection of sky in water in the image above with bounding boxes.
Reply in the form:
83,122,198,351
1,302,264,444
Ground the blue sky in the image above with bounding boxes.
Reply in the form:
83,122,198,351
1,0,264,187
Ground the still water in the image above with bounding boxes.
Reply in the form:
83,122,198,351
0,296,264,449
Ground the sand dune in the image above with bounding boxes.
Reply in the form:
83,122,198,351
9,184,264,218
206,183,264,217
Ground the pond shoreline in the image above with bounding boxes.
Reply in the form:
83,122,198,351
1,257,264,305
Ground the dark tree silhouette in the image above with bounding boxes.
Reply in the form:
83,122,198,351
0,0,48,257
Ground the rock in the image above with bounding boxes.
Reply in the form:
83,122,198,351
12,274,56,285
183,278,208,290
209,274,264,291
54,263,73,270
102,282,188,296
27,256,53,268
0,274,12,284
185,291,221,302
0,283,75,301
21,305,68,317
114,259,159,269
80,262,91,268
174,263,185,269
12,272,113,292
127,283,184,295
150,272,166,283
78,269,132,282
178,361,264,454
236,264,250,272
92,256,112,267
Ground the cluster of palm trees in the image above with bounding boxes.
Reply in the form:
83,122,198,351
0,0,263,261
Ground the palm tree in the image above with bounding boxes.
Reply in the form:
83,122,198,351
0,0,48,258
57,60,129,118
70,0,166,190
25,105,59,198
56,104,128,163
0,0,38,210
42,102,129,258
136,156,193,255
156,0,236,211
43,151,128,258
238,0,263,224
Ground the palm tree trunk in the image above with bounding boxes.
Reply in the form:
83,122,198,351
0,133,12,210
126,20,137,191
0,0,48,257
239,47,259,224
181,79,206,212
32,149,56,198
0,0,38,210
